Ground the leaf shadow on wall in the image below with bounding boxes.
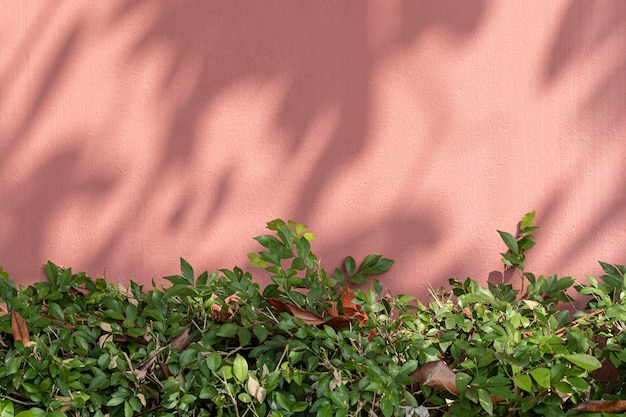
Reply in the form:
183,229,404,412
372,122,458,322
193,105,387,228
106,1,487,284
1,1,488,290
537,0,626,275
543,0,626,128
1,142,119,277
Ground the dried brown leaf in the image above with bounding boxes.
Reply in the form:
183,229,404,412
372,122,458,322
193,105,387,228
411,361,459,396
11,311,30,346
267,297,368,328
132,368,147,381
247,376,267,403
324,316,353,328
571,400,626,413
169,328,193,350
158,360,172,378
340,287,368,325
266,298,326,325
326,301,339,318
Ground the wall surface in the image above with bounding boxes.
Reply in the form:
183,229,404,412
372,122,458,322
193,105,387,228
1,1,625,299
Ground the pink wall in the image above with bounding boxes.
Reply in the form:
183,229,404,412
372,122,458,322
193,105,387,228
1,1,625,299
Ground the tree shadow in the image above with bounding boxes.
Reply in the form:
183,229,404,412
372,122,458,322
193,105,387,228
0,140,119,282
542,0,626,128
538,0,626,276
2,1,488,290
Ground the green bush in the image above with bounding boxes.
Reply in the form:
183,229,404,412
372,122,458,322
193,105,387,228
0,214,625,417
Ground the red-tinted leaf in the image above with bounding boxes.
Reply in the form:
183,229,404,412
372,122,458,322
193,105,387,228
341,287,368,325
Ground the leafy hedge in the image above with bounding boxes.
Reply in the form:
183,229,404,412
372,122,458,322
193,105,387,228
1,214,626,417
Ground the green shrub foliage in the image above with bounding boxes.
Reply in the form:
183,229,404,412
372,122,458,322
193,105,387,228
0,215,625,416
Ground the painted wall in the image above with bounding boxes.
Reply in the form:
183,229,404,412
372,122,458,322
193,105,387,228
1,1,625,299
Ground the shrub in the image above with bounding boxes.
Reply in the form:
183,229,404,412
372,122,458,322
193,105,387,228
0,214,625,416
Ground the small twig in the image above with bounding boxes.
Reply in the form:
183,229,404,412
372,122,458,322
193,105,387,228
555,309,605,336
134,405,162,417
523,308,606,339
275,345,289,373
0,394,38,406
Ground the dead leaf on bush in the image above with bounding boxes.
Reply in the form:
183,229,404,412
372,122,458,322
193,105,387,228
411,361,459,396
267,288,369,328
571,400,626,413
266,298,326,326
169,328,193,350
211,293,241,322
339,287,368,325
11,311,30,346
267,298,325,326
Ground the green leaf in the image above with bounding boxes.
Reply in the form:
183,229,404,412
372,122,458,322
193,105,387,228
291,401,309,412
334,268,345,283
295,223,308,235
316,404,333,417
367,258,394,275
0,400,14,417
216,323,239,338
266,219,286,231
373,279,383,295
252,323,269,342
349,273,368,285
260,250,281,266
585,274,598,288
254,235,282,250
487,385,515,400
554,276,575,291
397,360,418,379
180,258,195,285
599,261,621,278
179,349,197,369
514,374,532,392
344,256,356,276
478,388,493,415
196,271,209,286
501,252,523,268
6,357,22,375
563,354,602,371
567,375,589,391
88,374,108,391
296,237,310,259
238,327,252,347
233,354,248,383
205,351,221,371
15,409,47,417
380,395,394,417
106,396,127,407
274,392,292,411
163,274,189,286
164,284,195,298
276,224,293,249
529,368,551,388
124,401,133,417
520,211,536,231
497,230,519,255
48,302,64,320
456,372,472,394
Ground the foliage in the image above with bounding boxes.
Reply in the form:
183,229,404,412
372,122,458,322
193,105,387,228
0,214,625,416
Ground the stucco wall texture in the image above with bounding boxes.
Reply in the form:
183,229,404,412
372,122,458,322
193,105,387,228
1,1,625,298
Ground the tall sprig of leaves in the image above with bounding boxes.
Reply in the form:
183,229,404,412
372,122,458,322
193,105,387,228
497,211,539,293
